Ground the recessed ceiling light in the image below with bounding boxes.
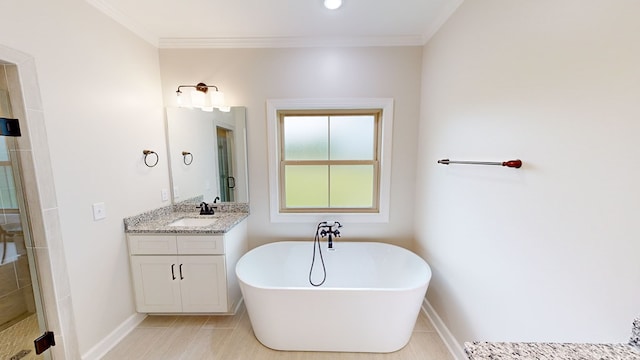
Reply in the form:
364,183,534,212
324,0,342,10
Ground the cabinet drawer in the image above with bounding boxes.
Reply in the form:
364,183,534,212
129,235,177,255
177,235,225,255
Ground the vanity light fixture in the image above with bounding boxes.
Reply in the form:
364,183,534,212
324,0,342,10
176,83,226,112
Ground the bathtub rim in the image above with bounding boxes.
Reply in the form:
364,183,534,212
235,240,432,292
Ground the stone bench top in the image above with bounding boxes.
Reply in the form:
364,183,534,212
465,341,640,360
465,316,640,360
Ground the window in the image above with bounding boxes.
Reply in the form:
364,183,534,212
279,110,380,212
267,98,394,223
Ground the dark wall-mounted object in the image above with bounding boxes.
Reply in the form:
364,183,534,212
182,151,193,165
143,150,159,167
437,159,522,168
0,118,21,137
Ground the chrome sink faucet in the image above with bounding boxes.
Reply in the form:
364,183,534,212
318,221,342,250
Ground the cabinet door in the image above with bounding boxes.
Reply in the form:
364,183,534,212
130,256,182,313
179,256,227,312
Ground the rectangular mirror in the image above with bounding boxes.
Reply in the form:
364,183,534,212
166,107,248,204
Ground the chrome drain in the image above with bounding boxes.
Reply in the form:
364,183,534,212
10,349,31,360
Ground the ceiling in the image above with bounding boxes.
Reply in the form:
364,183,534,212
86,0,463,48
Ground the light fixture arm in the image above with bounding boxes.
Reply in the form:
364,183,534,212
176,82,219,96
175,82,226,111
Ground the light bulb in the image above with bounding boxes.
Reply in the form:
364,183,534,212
211,91,225,108
324,0,342,10
176,90,192,108
191,89,206,108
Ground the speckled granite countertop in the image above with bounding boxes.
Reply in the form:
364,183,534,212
123,202,249,234
465,317,640,360
465,342,640,360
631,317,640,348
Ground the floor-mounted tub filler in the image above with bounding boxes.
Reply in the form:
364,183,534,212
235,241,432,353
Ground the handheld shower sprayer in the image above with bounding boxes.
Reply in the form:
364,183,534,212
310,221,345,286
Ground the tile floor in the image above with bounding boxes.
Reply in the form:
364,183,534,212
0,314,40,360
102,304,453,360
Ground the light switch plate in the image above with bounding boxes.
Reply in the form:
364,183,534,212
161,188,169,202
92,202,106,220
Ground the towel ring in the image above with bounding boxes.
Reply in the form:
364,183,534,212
143,150,159,167
182,151,193,165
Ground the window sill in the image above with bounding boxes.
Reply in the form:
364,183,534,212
269,211,389,223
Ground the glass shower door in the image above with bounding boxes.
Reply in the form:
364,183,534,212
0,86,51,359
217,126,236,202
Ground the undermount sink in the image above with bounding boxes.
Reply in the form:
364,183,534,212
168,217,218,227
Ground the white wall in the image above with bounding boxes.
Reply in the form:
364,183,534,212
159,47,423,248
0,0,168,356
416,0,640,347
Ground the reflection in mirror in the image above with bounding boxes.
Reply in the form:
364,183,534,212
166,107,248,204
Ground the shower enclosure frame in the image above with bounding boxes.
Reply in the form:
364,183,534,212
0,47,80,359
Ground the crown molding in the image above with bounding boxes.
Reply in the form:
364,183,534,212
86,0,158,47
158,35,426,49
422,0,464,43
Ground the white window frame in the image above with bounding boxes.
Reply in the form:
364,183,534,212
266,98,394,223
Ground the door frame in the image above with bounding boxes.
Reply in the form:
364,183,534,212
1,46,80,359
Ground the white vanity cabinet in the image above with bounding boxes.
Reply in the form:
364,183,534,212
127,219,247,314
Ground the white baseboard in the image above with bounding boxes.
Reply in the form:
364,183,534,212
82,312,147,360
422,298,467,360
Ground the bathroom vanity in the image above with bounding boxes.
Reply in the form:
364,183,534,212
123,204,248,314
122,106,251,315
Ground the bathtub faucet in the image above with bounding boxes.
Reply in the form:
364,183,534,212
318,221,342,250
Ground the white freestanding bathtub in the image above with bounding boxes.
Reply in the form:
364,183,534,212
235,241,432,353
